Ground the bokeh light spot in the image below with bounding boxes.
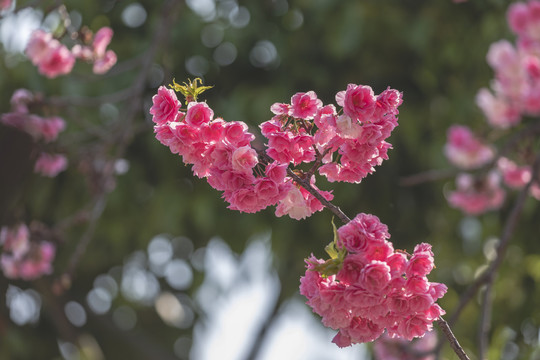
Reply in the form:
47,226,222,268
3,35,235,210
121,3,147,28
64,301,87,327
214,42,237,66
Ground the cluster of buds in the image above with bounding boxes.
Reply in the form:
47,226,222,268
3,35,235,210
0,224,55,280
444,0,540,215
1,89,68,177
25,26,117,78
300,214,446,347
150,79,401,219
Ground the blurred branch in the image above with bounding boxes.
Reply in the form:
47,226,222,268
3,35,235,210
47,87,135,108
448,150,540,327
57,190,108,290
256,149,471,359
478,282,493,360
256,149,352,224
399,168,458,187
400,121,540,187
52,0,183,292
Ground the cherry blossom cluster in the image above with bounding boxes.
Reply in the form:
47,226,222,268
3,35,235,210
1,89,68,177
25,26,117,78
0,224,55,281
299,213,446,347
262,84,401,183
444,0,540,215
151,82,401,219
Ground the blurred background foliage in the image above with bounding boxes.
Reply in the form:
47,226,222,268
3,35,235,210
1,0,540,359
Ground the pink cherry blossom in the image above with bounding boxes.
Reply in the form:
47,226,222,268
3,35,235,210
336,84,377,122
150,86,181,125
25,30,54,64
40,116,66,143
337,213,389,253
231,146,258,173
497,157,532,189
448,172,506,215
476,88,521,129
34,153,68,177
507,1,540,42
444,125,494,169
289,91,322,120
93,27,114,58
0,224,56,281
0,224,30,259
185,101,214,127
10,89,34,114
300,214,446,346
25,30,76,78
93,50,117,74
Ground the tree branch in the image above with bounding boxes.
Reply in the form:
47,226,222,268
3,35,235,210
448,150,540,327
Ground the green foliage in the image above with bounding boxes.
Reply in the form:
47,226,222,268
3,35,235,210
1,0,539,359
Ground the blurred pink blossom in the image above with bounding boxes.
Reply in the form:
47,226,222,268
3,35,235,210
26,30,75,78
444,125,494,169
448,172,506,215
34,153,68,177
0,224,56,281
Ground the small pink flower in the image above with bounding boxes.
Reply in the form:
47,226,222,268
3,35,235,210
497,157,532,189
374,87,403,118
476,88,521,129
150,86,181,125
93,50,117,74
335,114,362,139
336,84,377,122
224,121,254,146
0,224,56,281
0,224,30,259
444,125,494,169
26,30,54,64
275,186,311,220
397,315,433,341
231,146,258,172
289,91,322,120
406,243,435,277
361,261,391,294
448,172,506,215
93,27,114,58
225,188,264,213
270,102,290,115
337,253,366,285
34,153,68,177
185,102,214,127
507,1,540,42
33,39,75,78
10,89,34,114
40,116,66,143
337,213,390,253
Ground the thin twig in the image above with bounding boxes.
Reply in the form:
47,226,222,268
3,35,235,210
286,168,351,224
276,151,470,359
436,317,471,360
478,282,493,360
400,121,540,187
399,168,459,187
53,0,182,290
